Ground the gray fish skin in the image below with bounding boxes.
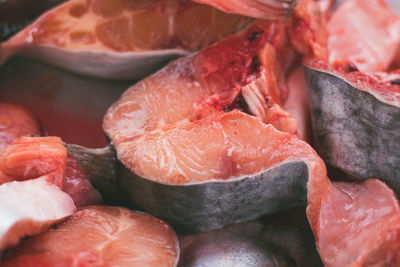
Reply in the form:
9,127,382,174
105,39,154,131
305,66,400,192
119,161,309,234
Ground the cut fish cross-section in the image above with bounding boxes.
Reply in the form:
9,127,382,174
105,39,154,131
2,206,180,267
103,20,328,233
0,0,251,80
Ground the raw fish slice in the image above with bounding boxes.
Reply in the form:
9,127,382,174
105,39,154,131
0,177,76,251
0,106,63,187
2,206,179,267
194,1,400,265
0,136,103,207
328,0,400,73
0,0,250,80
104,20,299,184
0,102,41,150
0,102,101,206
116,109,328,233
309,179,400,267
305,61,400,194
304,0,400,253
103,21,329,233
293,0,400,192
0,136,67,188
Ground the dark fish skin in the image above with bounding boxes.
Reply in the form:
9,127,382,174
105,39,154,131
0,0,65,41
305,66,400,192
119,161,309,234
178,220,323,267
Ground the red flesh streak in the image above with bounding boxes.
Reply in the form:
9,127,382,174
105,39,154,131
195,23,283,110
